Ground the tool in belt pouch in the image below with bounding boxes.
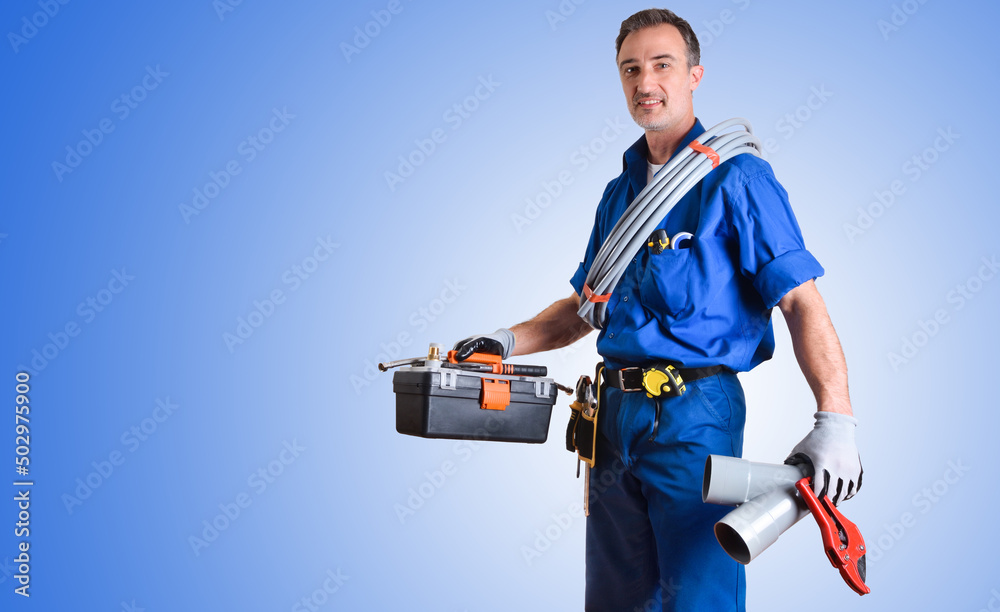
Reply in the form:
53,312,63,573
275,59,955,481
565,371,600,472
566,364,687,469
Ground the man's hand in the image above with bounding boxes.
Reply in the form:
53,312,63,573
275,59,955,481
777,281,861,505
452,328,515,361
786,411,862,505
453,292,592,362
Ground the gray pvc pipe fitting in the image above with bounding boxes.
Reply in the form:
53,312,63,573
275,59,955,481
702,455,810,564
702,454,807,506
714,487,810,564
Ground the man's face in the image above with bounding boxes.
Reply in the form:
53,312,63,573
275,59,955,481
617,24,703,132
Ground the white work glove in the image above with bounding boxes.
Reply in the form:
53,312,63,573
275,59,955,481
785,411,863,505
452,328,515,361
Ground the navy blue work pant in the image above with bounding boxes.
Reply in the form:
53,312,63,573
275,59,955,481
585,371,747,612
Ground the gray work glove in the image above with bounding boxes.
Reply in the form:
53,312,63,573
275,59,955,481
785,411,863,505
452,328,515,361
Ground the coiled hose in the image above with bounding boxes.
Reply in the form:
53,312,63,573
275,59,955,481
578,117,762,329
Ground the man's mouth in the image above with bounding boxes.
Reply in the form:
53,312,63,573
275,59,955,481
636,98,663,108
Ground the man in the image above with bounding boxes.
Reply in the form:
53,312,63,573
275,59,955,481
455,8,862,612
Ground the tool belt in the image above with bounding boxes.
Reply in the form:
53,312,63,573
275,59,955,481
603,364,724,396
566,363,725,467
565,362,725,516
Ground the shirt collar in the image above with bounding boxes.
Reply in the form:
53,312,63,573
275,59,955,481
623,117,706,194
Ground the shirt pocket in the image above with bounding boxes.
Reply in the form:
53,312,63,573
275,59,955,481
639,247,694,318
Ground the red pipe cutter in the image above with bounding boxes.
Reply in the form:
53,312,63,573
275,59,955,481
795,477,871,595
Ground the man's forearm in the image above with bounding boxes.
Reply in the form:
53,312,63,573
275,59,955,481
510,293,594,356
777,280,852,416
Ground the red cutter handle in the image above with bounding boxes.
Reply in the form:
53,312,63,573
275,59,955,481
795,477,870,596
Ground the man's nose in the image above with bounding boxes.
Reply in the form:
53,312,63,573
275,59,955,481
637,69,657,95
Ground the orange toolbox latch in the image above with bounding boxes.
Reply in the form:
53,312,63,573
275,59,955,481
480,378,510,411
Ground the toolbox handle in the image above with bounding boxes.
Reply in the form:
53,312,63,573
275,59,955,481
447,351,548,377
448,350,501,366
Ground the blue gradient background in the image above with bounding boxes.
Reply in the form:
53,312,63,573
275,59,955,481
2,1,998,609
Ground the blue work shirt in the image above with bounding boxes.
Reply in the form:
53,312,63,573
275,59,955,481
570,119,824,372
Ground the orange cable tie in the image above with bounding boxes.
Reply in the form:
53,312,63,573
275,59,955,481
689,141,720,168
583,283,611,303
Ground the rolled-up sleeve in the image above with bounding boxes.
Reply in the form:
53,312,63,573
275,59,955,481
729,169,825,308
570,261,589,296
753,249,824,308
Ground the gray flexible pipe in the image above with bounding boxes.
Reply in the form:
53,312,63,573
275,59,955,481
578,118,762,329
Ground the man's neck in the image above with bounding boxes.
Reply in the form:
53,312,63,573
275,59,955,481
644,116,695,165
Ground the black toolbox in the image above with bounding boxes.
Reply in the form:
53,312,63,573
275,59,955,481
392,366,557,443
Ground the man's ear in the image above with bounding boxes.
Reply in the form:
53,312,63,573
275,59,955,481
689,64,704,92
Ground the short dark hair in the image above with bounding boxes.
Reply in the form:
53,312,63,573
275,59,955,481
615,8,700,68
